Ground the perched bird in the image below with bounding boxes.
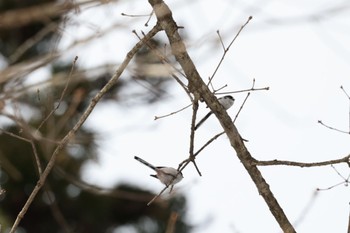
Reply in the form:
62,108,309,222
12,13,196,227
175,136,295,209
195,95,235,130
134,156,183,187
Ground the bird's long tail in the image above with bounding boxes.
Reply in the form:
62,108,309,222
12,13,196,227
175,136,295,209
134,156,157,170
194,112,212,130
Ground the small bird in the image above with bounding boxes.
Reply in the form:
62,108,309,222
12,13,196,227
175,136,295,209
195,95,235,130
134,156,183,187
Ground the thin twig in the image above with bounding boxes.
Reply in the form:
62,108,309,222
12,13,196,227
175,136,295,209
189,96,202,176
189,98,198,157
194,131,225,157
216,86,269,95
331,164,348,181
213,84,228,93
121,12,152,17
145,10,154,27
154,103,192,120
217,30,225,51
208,16,253,86
317,180,347,191
317,120,349,134
341,85,350,99
341,86,350,133
147,185,168,206
318,85,350,134
171,74,193,101
36,56,78,132
233,92,250,124
316,164,350,191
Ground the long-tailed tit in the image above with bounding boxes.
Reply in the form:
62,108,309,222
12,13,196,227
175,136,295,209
134,156,183,187
195,95,235,130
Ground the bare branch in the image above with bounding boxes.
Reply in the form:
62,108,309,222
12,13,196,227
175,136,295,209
154,103,192,120
188,96,202,176
145,10,155,26
121,12,153,17
233,91,250,124
253,154,350,167
316,165,350,191
9,23,162,233
208,16,252,86
331,164,349,181
216,86,269,95
147,185,168,206
318,85,350,134
317,180,347,191
194,131,225,157
213,84,228,93
341,85,350,99
318,120,350,134
36,56,78,133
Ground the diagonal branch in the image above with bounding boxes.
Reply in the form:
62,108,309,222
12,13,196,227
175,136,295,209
9,23,162,233
208,17,252,86
148,0,296,232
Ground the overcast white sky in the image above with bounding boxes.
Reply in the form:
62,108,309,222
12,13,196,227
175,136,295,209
58,0,350,232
